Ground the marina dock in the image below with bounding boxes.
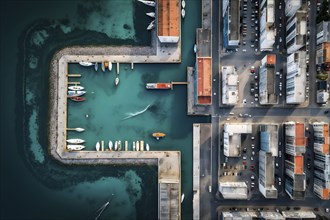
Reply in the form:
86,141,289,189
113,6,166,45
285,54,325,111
48,0,183,218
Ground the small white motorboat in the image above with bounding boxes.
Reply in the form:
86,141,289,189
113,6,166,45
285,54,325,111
96,142,100,151
194,44,197,53
146,12,155,18
68,85,84,91
94,62,99,71
114,141,118,151
133,141,136,151
66,139,85,144
147,20,155,30
181,194,185,203
181,9,185,18
136,141,140,151
108,61,112,71
138,0,155,7
68,90,86,97
67,145,85,151
115,77,120,86
108,140,113,151
182,0,185,8
146,143,150,151
75,128,85,132
79,61,94,66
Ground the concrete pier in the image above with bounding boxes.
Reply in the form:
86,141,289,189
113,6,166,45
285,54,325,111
48,10,183,219
46,0,187,216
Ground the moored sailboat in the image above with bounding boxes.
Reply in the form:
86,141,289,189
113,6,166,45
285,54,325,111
96,141,100,151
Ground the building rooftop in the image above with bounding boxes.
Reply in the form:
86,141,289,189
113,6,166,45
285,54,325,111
197,58,212,105
281,211,316,219
219,182,248,199
157,0,180,43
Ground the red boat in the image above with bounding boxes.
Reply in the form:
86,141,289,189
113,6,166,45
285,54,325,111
146,83,172,90
70,97,86,102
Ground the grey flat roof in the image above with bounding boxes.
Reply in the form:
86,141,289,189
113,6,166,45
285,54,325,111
229,0,240,41
197,28,211,57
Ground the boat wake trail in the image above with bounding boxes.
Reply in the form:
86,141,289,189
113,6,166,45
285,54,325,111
122,104,151,120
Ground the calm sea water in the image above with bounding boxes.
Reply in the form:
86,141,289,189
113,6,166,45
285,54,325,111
0,0,207,219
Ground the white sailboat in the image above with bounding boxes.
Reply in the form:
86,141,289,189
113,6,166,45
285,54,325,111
96,142,100,151
138,0,155,7
67,145,85,151
133,141,136,151
68,85,84,91
136,141,140,151
115,77,120,86
182,0,185,8
114,141,118,151
118,141,122,151
66,139,85,144
147,20,155,30
94,62,99,71
108,140,113,151
108,61,112,71
79,61,94,66
181,9,185,18
146,143,150,151
101,61,105,72
146,12,155,18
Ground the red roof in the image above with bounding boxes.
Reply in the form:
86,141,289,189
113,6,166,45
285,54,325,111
197,58,212,105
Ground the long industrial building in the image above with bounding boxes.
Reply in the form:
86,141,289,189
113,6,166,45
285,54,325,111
312,122,330,200
286,10,307,54
222,0,240,48
195,29,212,105
285,0,303,17
284,122,306,200
259,124,278,198
259,0,276,51
259,54,277,105
286,51,307,104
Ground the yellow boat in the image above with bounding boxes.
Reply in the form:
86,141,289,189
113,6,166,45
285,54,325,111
152,132,166,140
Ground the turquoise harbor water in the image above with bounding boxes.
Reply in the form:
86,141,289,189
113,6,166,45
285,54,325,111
1,0,207,219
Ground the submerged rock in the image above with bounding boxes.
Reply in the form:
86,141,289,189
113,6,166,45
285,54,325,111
123,24,131,30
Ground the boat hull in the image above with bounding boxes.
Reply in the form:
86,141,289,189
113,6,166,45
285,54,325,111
115,77,120,85
66,139,85,144
70,97,86,102
67,145,85,151
68,85,84,91
146,83,172,89
96,142,100,151
79,61,94,66
68,91,86,97
152,132,166,140
109,62,112,71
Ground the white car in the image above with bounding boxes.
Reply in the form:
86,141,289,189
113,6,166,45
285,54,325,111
279,37,282,42
242,49,247,52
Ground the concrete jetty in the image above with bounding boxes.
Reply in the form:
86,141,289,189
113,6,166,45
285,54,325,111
48,13,182,220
